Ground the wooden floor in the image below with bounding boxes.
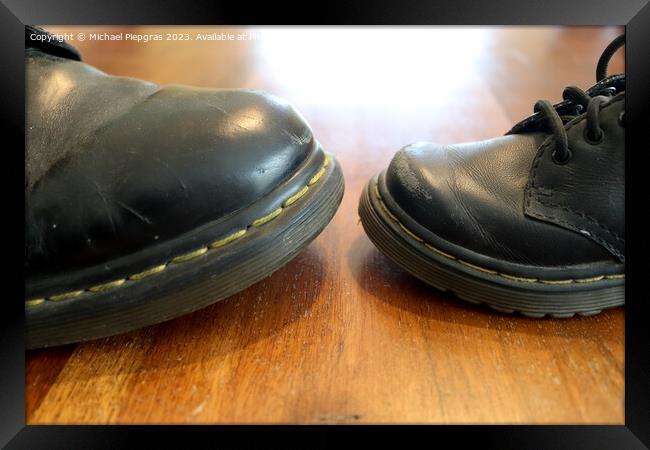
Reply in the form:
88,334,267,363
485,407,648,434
27,26,625,424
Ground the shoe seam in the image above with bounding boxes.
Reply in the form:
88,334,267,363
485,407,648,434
26,155,331,306
372,183,624,285
526,94,625,262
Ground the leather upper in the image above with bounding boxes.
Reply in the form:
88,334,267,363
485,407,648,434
26,50,316,277
384,122,623,267
525,93,625,262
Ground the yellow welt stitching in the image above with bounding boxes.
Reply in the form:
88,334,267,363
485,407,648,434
378,199,398,222
539,279,575,285
308,167,326,186
575,275,605,283
499,273,538,283
398,223,424,242
371,181,624,285
458,259,498,275
27,155,333,305
424,243,457,260
26,298,45,307
172,247,208,263
605,274,625,280
375,187,400,222
128,264,167,281
49,290,83,301
252,207,283,227
211,229,247,248
88,279,126,292
381,201,399,223
283,186,309,207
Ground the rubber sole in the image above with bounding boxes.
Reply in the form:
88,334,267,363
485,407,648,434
358,176,624,318
26,154,344,349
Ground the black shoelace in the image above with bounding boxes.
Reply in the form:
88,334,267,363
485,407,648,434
533,34,625,164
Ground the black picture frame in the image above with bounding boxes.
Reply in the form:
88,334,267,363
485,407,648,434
2,0,648,448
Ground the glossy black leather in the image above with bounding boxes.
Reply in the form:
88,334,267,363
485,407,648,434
26,49,317,277
385,91,624,268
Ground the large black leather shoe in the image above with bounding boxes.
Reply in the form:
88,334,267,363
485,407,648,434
25,26,344,348
359,35,625,318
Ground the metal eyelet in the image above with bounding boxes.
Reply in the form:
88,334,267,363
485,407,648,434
552,148,572,165
601,87,616,97
584,127,604,145
593,86,616,97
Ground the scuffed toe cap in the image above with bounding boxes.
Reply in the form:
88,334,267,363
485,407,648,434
385,142,460,234
382,135,614,267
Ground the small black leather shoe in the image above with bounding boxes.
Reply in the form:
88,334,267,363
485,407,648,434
25,26,344,348
359,35,625,318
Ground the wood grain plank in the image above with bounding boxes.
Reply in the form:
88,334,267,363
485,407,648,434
25,344,76,417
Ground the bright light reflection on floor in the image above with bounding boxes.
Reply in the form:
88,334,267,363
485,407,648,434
253,27,492,108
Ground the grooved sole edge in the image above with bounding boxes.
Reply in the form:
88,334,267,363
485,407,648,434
26,157,344,348
358,178,624,318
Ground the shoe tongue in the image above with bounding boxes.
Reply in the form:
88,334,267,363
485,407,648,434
507,73,625,135
25,25,81,61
